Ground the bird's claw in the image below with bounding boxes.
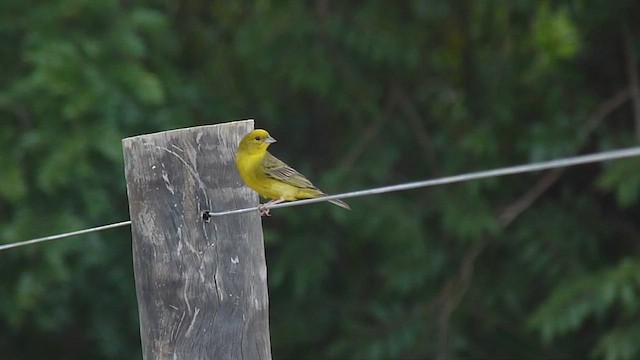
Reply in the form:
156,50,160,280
258,198,285,217
258,204,271,217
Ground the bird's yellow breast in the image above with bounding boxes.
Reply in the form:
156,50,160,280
236,151,300,200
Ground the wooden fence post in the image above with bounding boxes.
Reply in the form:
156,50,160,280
122,120,271,360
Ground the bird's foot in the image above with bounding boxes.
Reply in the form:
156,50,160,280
258,198,286,217
258,204,271,217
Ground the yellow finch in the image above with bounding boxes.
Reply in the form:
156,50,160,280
236,129,350,215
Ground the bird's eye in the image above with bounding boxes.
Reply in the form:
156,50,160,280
254,136,261,141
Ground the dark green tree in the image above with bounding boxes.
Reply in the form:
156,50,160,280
1,0,639,359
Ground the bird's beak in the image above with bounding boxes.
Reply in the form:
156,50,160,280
265,136,277,144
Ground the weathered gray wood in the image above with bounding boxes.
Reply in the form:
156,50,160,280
122,120,271,360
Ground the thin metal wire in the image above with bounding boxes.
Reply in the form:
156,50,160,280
204,146,640,217
0,221,131,252
3,146,640,252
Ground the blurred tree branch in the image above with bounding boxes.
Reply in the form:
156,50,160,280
623,25,640,140
395,85,440,173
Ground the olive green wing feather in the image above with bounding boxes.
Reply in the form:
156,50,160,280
262,152,320,190
262,152,351,210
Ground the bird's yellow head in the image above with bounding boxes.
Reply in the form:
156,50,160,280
238,129,277,154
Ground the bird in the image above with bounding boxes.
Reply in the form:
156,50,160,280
236,129,350,216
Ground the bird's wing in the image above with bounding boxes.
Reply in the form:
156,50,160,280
262,152,319,190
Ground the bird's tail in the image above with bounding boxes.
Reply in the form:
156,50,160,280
328,198,351,210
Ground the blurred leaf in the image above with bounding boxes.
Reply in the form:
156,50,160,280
533,3,580,61
597,158,640,208
529,258,640,345
592,323,640,360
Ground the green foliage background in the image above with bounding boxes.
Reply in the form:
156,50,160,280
2,1,640,358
